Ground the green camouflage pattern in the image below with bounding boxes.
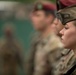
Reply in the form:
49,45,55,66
58,5,76,25
25,32,64,75
54,49,76,75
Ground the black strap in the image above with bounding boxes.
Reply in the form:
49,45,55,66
64,63,76,75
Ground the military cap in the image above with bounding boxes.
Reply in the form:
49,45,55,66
33,1,56,12
56,0,76,11
57,5,76,25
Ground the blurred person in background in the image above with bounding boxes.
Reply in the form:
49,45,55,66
52,18,64,37
26,1,64,75
0,24,24,75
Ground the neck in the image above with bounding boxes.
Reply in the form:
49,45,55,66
40,24,54,38
72,46,76,57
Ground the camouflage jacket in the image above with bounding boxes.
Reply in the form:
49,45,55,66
54,49,76,75
26,33,64,75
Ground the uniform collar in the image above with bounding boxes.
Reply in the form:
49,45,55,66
61,49,72,56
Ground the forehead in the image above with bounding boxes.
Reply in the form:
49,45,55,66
65,21,74,27
32,10,45,15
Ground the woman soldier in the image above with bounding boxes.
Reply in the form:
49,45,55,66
56,5,76,75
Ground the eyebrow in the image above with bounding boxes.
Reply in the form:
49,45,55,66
65,24,68,27
65,23,69,27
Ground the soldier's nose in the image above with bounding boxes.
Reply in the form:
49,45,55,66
59,28,64,36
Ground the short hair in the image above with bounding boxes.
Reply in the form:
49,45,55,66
33,0,56,17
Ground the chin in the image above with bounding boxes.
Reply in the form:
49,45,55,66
61,41,68,48
63,45,68,49
63,44,71,49
61,39,64,43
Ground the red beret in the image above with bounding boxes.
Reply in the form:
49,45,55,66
34,2,56,11
56,0,76,10
60,0,76,7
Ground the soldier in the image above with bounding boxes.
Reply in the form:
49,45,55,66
53,0,76,36
56,0,76,11
56,5,76,75
0,25,24,75
25,1,64,75
50,0,76,75
52,17,64,37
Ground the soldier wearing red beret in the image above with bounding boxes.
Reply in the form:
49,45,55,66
52,0,76,75
30,1,56,31
25,1,64,75
56,0,76,10
54,0,76,35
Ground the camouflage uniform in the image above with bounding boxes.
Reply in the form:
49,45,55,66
56,5,76,75
26,32,64,75
54,49,76,75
